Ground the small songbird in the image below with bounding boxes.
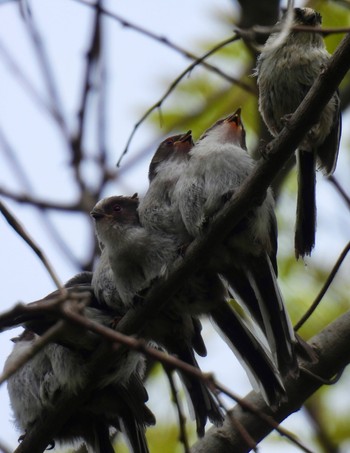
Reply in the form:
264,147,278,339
174,109,298,378
138,130,194,241
139,130,286,405
91,194,286,410
5,330,154,453
91,194,225,436
256,7,341,258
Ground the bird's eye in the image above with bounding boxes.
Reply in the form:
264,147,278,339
113,204,121,212
165,138,174,145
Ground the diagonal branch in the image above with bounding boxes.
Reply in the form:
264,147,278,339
117,34,241,166
191,309,350,453
0,200,63,289
116,27,350,338
73,0,254,92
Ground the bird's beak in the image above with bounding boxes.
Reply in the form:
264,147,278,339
225,108,242,127
90,209,105,220
179,130,193,144
175,130,194,148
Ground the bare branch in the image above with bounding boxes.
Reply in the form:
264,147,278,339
0,187,81,211
329,175,350,210
0,321,66,386
164,368,191,453
0,200,63,289
117,34,241,166
294,241,350,331
73,0,254,93
191,309,350,453
19,0,69,137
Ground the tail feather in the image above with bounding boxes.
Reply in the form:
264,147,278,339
295,149,316,259
210,303,286,407
91,422,115,453
175,346,224,437
247,254,298,377
119,415,150,453
223,269,264,330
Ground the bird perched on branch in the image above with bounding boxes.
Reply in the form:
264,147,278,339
256,7,341,259
138,130,194,241
174,109,298,378
138,131,286,405
4,274,155,453
91,194,225,436
5,330,154,453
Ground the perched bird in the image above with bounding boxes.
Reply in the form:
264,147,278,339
4,273,154,453
91,194,225,436
5,330,154,453
174,109,298,378
139,130,286,404
138,130,194,240
256,7,341,258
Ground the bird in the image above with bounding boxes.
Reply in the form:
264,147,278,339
5,330,154,453
4,273,154,453
138,129,286,405
91,194,225,436
256,7,341,259
174,109,298,378
138,130,194,241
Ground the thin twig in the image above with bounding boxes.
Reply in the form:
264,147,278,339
216,393,258,452
19,0,69,136
117,34,241,166
0,200,63,289
0,296,313,453
216,383,315,453
0,39,55,118
294,241,350,331
72,0,254,93
329,175,350,210
0,187,81,211
71,0,102,190
0,320,66,386
164,367,191,453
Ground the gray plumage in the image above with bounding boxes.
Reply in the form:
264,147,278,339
139,129,286,405
91,194,224,436
4,273,153,453
256,7,341,258
138,131,194,241
5,329,154,453
174,110,298,378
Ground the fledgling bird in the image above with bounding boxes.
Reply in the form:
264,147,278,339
91,194,286,410
5,328,155,453
256,7,341,258
138,130,194,240
91,194,225,436
4,272,154,452
139,129,286,404
174,109,298,378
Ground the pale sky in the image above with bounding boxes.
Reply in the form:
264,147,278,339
0,1,349,452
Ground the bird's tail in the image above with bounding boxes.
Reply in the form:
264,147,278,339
175,346,224,437
247,253,298,378
295,149,316,259
210,302,286,407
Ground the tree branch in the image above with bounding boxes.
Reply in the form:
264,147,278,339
191,309,350,452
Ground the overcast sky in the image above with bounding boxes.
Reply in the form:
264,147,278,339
1,0,349,452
